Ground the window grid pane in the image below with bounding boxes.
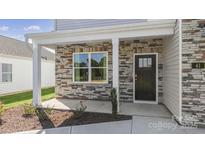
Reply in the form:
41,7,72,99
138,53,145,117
2,64,12,73
2,73,12,82
74,54,89,67
91,53,107,67
74,68,89,82
91,68,107,82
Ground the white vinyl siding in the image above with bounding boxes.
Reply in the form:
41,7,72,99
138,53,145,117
0,56,55,95
163,20,181,119
55,19,147,31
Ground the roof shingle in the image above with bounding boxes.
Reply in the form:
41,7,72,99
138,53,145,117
0,35,55,61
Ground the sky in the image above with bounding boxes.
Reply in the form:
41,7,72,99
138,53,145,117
0,19,54,41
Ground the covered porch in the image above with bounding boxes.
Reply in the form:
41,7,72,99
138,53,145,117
26,19,181,121
42,98,171,118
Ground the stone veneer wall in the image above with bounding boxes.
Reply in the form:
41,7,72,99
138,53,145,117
182,19,205,127
119,39,164,103
55,41,112,101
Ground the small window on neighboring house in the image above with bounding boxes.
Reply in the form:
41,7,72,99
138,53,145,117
73,52,108,83
2,63,12,82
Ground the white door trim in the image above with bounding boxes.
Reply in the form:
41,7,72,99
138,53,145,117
133,53,158,104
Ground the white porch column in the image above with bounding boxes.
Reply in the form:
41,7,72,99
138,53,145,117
32,42,41,106
112,38,120,112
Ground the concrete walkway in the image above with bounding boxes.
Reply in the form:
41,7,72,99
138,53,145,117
26,99,205,134
42,98,171,118
17,116,205,134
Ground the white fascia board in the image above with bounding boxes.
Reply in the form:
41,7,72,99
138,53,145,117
36,27,174,45
0,54,54,63
26,19,176,45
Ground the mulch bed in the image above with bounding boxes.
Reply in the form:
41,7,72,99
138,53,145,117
0,106,131,134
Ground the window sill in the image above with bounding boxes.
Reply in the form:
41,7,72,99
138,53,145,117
72,81,109,85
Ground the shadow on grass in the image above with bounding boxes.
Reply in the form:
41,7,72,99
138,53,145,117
35,108,55,129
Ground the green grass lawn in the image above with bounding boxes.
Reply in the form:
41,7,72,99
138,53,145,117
0,87,55,109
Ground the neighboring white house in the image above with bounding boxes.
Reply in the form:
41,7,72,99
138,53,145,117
0,35,55,96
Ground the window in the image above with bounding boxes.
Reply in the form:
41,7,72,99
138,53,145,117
73,52,108,83
2,63,12,82
74,53,89,82
139,58,152,68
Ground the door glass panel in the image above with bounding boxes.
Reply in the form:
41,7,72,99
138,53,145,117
139,58,143,68
143,58,147,67
148,58,152,67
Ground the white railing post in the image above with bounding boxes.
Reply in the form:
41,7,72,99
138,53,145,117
112,38,120,112
32,42,41,106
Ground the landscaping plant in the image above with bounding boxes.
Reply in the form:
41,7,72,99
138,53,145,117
111,88,118,117
0,102,5,124
44,107,54,115
34,108,45,120
74,101,87,118
22,104,35,117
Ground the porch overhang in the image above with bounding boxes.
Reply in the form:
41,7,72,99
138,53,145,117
25,19,176,45
27,19,177,112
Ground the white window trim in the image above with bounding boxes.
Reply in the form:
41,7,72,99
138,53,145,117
73,51,108,84
1,63,12,83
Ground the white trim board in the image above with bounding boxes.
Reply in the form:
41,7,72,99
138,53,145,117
0,54,55,63
178,19,182,123
133,53,159,104
26,20,176,46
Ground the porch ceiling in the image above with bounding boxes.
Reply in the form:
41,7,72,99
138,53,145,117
25,19,176,47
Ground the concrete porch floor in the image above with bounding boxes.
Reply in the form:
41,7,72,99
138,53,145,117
42,98,171,118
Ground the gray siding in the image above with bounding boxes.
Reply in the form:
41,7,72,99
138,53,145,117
55,19,146,31
163,20,181,119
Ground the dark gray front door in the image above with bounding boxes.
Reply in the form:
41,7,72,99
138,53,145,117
134,54,156,102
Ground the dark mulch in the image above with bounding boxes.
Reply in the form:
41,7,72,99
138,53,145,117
0,106,131,134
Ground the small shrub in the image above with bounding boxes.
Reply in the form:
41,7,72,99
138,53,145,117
44,106,54,115
111,88,118,117
23,104,35,117
0,103,5,124
74,101,87,118
34,108,48,120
